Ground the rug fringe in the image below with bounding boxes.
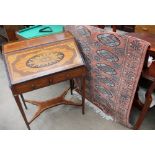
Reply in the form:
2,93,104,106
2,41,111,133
73,91,114,121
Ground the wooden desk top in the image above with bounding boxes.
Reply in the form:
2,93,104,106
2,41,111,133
3,32,85,85
128,32,155,53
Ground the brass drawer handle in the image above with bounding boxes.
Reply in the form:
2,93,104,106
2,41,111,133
66,74,70,78
142,27,148,31
49,79,53,85
31,84,36,90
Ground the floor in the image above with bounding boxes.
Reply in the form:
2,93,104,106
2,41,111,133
0,26,155,130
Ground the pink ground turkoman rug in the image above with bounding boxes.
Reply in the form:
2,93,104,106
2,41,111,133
65,26,150,128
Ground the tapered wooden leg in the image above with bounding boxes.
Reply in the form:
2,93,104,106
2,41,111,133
14,95,30,130
20,94,27,110
134,97,152,130
112,25,116,32
81,76,85,115
134,81,155,129
70,80,73,95
70,79,74,95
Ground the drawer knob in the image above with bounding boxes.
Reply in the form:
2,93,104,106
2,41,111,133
49,79,53,85
66,74,70,78
31,84,36,90
142,27,148,31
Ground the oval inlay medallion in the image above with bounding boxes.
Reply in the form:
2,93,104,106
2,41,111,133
95,85,113,97
26,51,64,68
96,50,119,62
97,33,120,47
96,63,116,75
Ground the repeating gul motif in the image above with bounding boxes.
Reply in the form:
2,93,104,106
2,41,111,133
96,63,116,75
94,93,115,115
97,33,120,47
65,25,150,127
96,50,119,62
95,85,113,98
94,94,113,108
96,75,115,87
130,39,142,51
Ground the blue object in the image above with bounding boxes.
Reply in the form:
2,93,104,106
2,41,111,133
17,25,64,39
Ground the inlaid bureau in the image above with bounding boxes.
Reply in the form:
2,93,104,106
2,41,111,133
2,32,86,130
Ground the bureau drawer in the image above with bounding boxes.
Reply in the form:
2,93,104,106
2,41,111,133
12,67,86,94
52,67,86,84
13,77,50,94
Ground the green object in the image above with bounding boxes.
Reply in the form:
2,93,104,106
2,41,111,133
17,25,64,39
